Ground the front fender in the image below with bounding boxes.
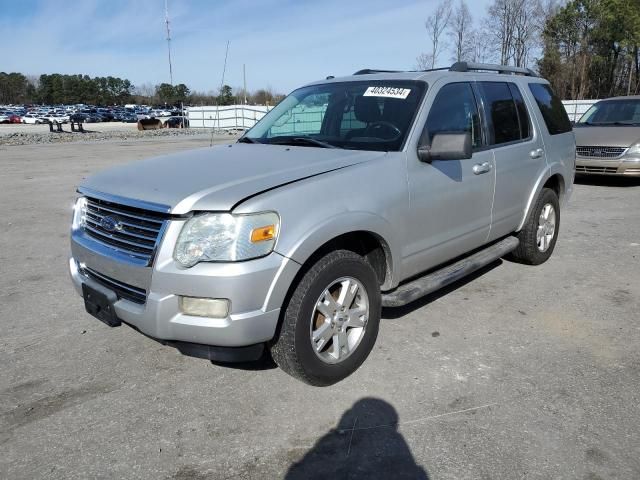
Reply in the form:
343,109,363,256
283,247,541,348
276,211,399,290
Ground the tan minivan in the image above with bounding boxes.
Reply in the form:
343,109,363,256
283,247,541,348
574,96,640,176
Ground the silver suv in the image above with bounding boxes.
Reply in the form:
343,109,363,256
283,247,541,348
69,62,575,385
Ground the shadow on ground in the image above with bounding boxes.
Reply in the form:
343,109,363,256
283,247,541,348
210,350,277,371
382,260,502,319
286,398,429,479
574,174,640,187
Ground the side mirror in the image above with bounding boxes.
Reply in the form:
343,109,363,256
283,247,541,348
418,132,472,162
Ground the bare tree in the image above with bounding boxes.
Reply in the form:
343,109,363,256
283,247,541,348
487,0,517,65
487,0,543,67
512,0,543,67
415,52,434,70
470,28,496,64
448,0,474,62
422,0,453,69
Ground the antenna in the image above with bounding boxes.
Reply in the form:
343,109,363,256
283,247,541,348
165,0,173,85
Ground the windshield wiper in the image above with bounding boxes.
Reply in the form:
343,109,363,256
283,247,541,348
237,136,260,144
270,137,339,149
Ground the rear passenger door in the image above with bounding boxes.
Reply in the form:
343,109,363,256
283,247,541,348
476,81,546,240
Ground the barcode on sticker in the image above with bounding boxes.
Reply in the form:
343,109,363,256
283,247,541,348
363,86,411,99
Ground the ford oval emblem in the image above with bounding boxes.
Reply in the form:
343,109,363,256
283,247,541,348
100,216,122,232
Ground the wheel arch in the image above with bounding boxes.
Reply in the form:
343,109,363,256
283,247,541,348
276,213,398,291
517,170,566,231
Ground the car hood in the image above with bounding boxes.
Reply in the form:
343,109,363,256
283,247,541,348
573,126,640,148
80,143,385,214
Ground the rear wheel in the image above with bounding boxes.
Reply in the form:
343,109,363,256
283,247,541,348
510,187,560,265
270,250,381,386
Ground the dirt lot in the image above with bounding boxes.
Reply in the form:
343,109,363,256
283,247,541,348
1,137,639,479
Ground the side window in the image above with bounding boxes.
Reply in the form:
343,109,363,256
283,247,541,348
425,82,481,148
508,83,531,139
477,82,521,145
528,83,572,135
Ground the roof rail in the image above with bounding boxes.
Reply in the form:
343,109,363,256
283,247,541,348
450,62,537,77
353,69,403,75
351,63,538,77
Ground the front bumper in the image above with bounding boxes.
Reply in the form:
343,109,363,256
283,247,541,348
576,156,640,176
70,221,300,348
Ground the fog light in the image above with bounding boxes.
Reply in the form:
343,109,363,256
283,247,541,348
180,297,230,318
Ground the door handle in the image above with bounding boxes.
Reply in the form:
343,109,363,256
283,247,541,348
530,148,544,159
472,162,491,175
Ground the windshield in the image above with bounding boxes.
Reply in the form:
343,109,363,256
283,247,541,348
577,99,640,126
243,80,426,151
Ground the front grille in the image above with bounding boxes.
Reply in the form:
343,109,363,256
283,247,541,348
624,168,640,174
83,196,168,265
576,146,626,158
80,265,147,304
576,165,618,174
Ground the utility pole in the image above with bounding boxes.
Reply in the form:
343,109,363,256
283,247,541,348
243,64,247,105
165,0,173,85
220,40,230,94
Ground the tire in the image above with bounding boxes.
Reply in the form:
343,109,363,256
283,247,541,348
510,188,560,265
270,249,381,386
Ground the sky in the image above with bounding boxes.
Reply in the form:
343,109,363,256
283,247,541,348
0,0,492,95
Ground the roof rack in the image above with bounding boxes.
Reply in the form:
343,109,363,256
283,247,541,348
352,63,538,77
353,69,403,75
449,62,538,77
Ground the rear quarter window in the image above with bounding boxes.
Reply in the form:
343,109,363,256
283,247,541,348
528,83,572,135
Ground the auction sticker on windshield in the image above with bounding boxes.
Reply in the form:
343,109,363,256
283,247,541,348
363,86,411,99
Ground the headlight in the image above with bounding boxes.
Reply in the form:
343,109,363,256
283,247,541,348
174,212,279,267
626,143,640,156
72,196,87,230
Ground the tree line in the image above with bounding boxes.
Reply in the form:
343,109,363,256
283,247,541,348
418,0,640,99
0,72,285,106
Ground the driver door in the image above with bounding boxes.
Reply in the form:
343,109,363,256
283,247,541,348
402,81,496,279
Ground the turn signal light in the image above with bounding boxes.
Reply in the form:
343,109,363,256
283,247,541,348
250,224,276,243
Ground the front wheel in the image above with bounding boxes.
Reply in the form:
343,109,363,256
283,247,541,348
510,188,560,265
270,250,381,386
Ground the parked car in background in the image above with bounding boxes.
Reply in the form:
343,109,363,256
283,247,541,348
121,112,138,123
0,114,9,124
22,113,45,124
574,96,640,176
163,116,189,128
8,114,22,123
97,109,115,121
84,114,102,123
44,114,69,124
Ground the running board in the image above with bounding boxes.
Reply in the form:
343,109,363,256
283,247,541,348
381,236,519,307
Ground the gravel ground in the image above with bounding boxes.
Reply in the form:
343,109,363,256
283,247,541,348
0,123,233,146
1,137,639,479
